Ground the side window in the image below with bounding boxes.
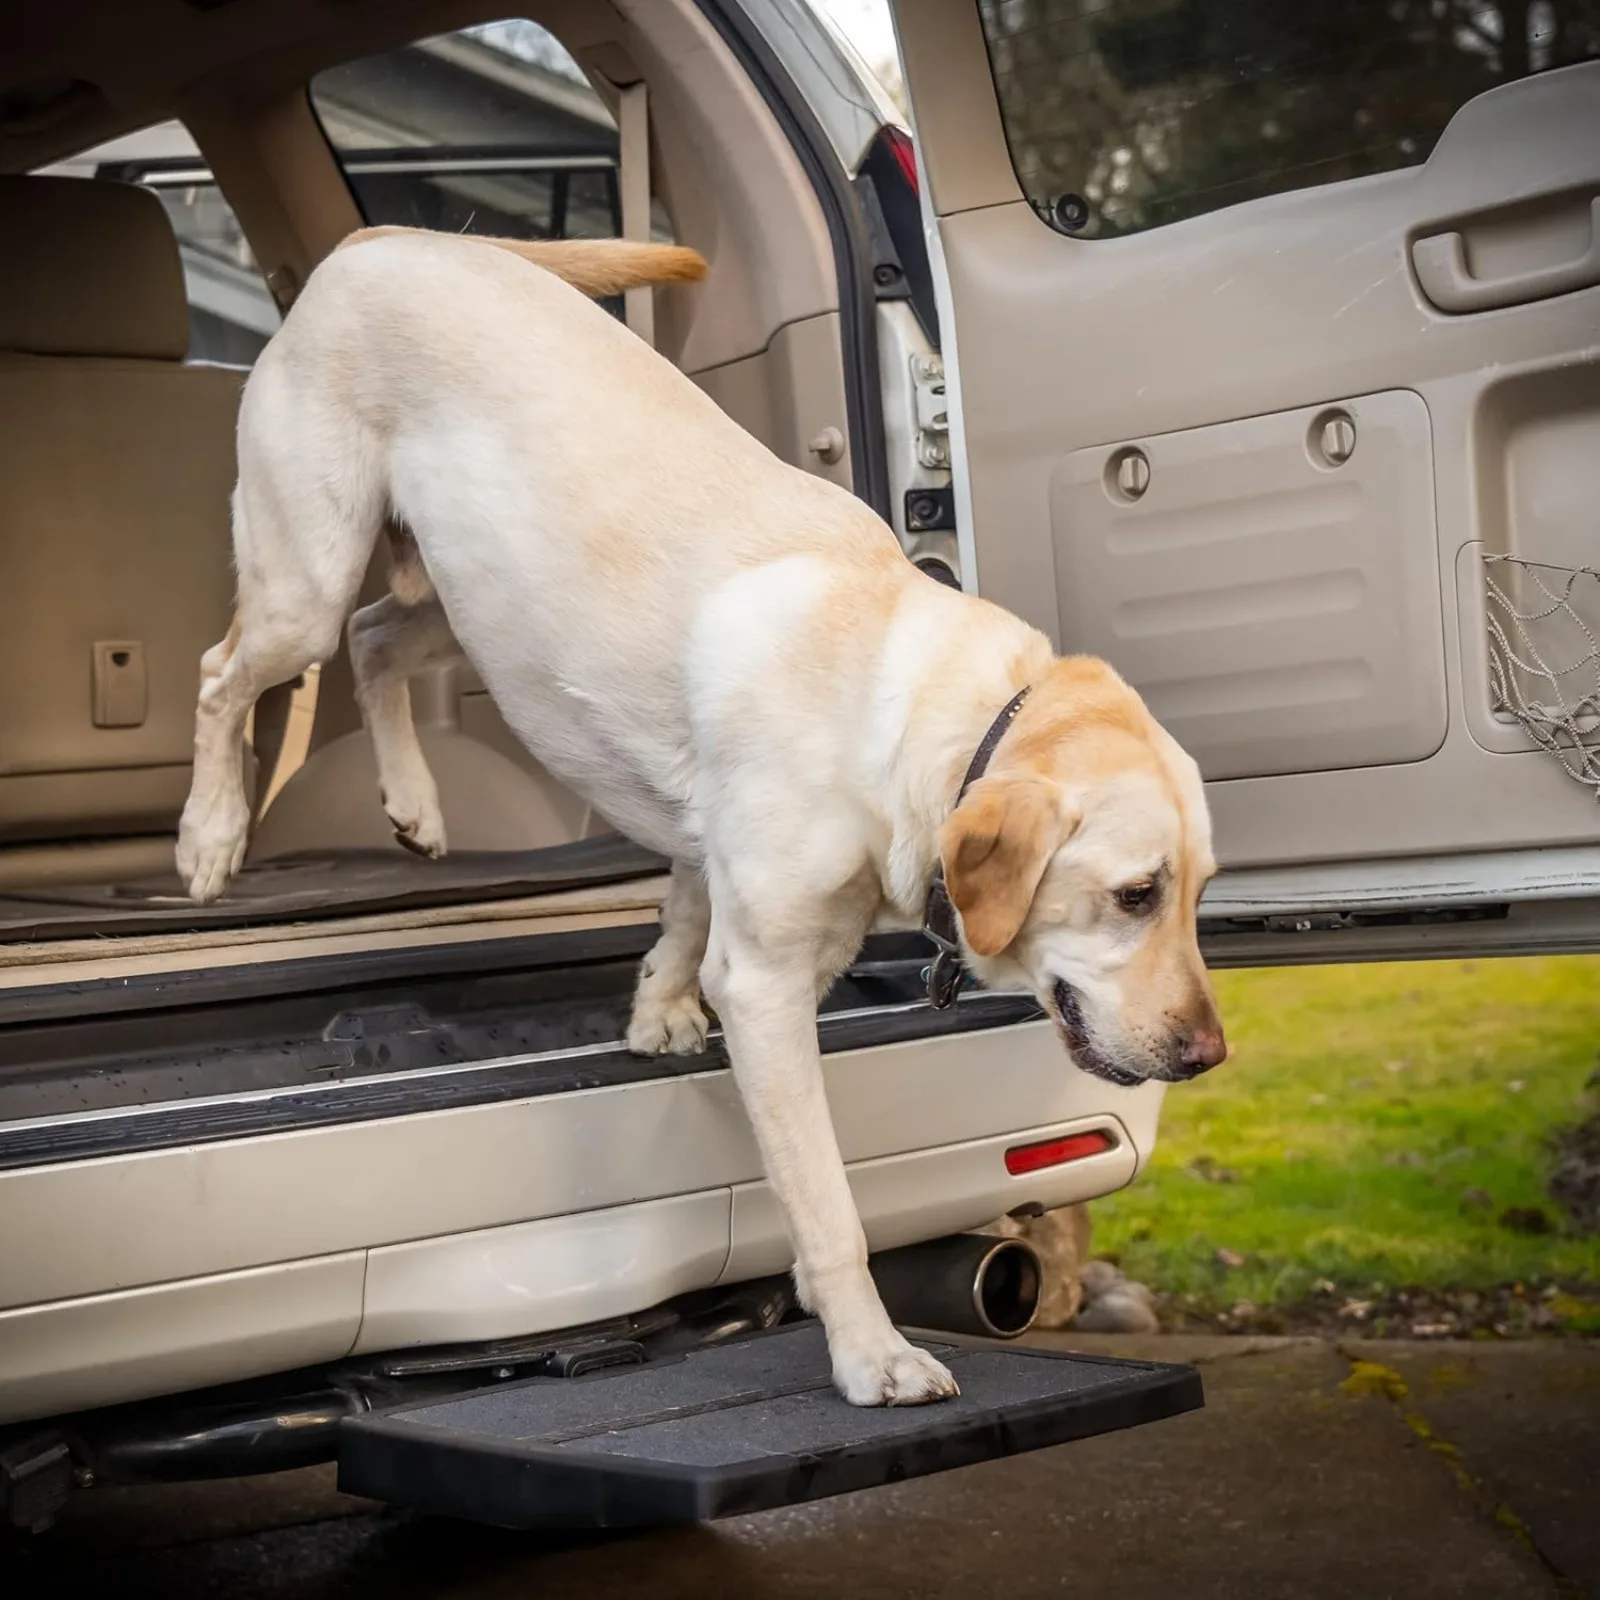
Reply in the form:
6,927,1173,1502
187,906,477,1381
34,125,281,365
975,0,1600,239
311,20,668,246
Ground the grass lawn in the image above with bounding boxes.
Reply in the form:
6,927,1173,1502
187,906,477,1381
1092,955,1600,1317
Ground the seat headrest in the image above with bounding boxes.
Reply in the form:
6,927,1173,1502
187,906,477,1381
0,175,189,359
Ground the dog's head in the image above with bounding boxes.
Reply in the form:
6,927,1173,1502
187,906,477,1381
940,657,1225,1087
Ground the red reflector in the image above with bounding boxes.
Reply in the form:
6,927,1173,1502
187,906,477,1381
882,125,920,196
1005,1130,1114,1176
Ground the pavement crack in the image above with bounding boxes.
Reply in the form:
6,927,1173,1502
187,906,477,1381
1049,1335,1322,1367
1335,1348,1582,1598
1188,1336,1326,1365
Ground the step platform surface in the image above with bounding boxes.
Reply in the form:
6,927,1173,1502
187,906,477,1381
338,1323,1203,1529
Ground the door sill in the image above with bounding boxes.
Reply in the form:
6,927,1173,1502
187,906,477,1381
1201,845,1600,966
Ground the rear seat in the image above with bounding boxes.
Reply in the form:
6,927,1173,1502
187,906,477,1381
0,175,241,886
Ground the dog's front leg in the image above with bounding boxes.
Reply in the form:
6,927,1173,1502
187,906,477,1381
702,915,959,1408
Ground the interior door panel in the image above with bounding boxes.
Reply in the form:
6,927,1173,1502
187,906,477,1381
1051,390,1446,781
893,0,1600,882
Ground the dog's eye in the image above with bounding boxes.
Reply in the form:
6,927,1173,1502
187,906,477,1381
1115,882,1156,914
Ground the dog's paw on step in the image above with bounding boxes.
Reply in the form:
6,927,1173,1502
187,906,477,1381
626,992,710,1056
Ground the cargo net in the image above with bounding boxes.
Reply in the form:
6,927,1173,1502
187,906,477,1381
1482,553,1600,802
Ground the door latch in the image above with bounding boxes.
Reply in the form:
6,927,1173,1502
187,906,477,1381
910,354,949,469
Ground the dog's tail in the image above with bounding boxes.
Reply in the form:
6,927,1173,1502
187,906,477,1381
336,226,708,298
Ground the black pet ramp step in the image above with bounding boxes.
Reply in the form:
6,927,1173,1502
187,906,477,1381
336,1322,1203,1529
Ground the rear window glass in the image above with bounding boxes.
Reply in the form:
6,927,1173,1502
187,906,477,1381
975,0,1600,238
310,19,670,245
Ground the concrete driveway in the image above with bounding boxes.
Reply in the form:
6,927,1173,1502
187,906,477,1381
6,1333,1597,1599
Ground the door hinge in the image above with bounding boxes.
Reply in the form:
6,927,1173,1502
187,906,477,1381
910,354,949,469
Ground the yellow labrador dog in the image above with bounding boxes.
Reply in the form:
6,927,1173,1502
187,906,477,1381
177,229,1226,1407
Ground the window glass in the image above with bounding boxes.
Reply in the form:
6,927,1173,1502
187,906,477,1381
143,179,281,363
34,126,281,364
311,20,661,247
975,0,1600,238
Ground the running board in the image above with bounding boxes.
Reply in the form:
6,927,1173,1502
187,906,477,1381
337,1323,1201,1529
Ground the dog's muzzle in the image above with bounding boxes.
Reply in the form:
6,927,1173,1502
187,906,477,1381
1049,981,1144,1088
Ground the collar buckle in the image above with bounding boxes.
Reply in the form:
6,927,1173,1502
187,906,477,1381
921,874,964,1011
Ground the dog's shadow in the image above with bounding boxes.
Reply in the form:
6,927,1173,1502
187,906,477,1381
335,1508,774,1600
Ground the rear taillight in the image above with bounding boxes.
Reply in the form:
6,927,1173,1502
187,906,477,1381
1004,1129,1116,1176
881,124,919,196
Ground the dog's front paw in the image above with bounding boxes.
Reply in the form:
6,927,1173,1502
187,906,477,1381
626,990,710,1056
833,1332,960,1408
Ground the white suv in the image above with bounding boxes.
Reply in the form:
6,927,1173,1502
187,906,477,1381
0,0,1595,1533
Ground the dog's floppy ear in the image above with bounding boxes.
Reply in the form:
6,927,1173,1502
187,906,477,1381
940,775,1070,957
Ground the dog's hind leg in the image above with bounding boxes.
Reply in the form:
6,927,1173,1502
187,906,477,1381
178,612,346,902
347,592,461,859
627,860,712,1055
178,477,379,902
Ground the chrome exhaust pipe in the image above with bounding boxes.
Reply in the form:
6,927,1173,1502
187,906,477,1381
869,1232,1043,1339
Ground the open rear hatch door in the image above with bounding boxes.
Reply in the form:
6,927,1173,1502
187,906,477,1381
891,3,1600,967
337,1322,1201,1528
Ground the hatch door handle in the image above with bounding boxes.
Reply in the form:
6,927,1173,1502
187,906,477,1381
1412,195,1600,314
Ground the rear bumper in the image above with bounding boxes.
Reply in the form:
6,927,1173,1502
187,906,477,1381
0,1018,1160,1424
